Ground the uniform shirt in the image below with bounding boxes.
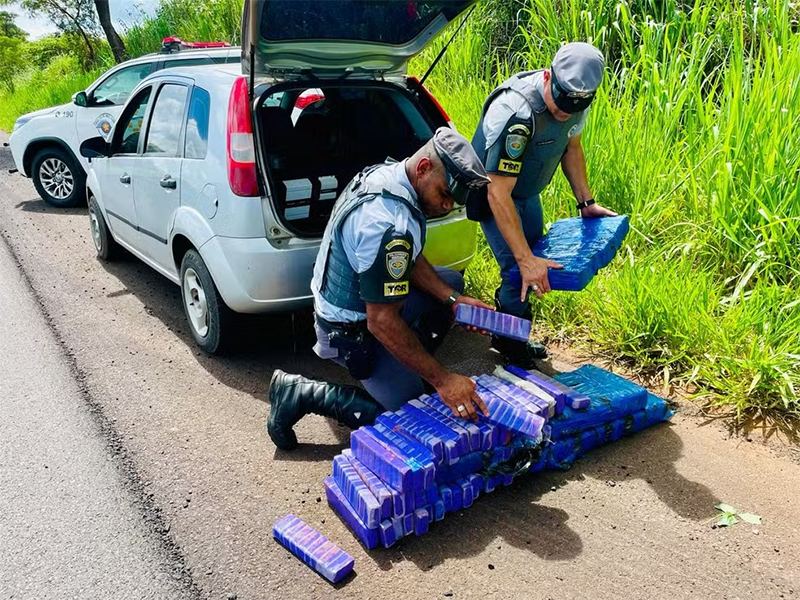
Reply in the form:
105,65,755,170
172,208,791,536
312,159,423,358
481,71,589,152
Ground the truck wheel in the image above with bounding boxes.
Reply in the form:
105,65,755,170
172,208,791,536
31,147,86,208
180,249,235,354
88,195,121,261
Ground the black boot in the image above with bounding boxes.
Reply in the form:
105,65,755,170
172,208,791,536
490,288,547,367
267,370,382,451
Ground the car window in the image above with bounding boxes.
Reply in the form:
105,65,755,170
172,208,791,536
145,84,189,156
92,63,154,107
162,57,214,69
185,87,211,160
113,86,152,155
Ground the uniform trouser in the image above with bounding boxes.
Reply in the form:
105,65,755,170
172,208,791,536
480,194,543,318
324,267,464,412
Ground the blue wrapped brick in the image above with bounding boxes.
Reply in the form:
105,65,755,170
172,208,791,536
379,519,397,548
370,423,436,490
324,477,379,550
332,455,382,528
273,514,355,584
413,508,430,536
505,366,569,414
350,428,414,493
474,383,545,441
507,215,630,292
341,449,393,521
493,366,556,417
417,394,492,451
477,374,550,420
403,400,470,457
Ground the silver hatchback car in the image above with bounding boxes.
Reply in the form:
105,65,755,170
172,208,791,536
80,0,480,353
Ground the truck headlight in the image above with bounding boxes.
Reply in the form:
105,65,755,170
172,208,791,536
12,116,32,132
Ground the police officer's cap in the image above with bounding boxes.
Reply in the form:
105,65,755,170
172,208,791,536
432,127,490,206
551,42,605,114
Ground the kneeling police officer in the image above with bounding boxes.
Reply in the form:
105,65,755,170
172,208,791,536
268,128,493,451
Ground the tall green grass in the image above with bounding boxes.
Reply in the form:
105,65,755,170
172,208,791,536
1,0,797,423
413,0,800,423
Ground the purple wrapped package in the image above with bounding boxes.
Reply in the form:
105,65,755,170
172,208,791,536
273,514,355,584
476,374,550,420
493,366,556,417
370,422,436,489
402,400,470,457
350,428,414,493
413,508,430,536
341,449,393,521
417,394,492,451
379,519,396,548
468,474,483,500
454,304,532,343
474,384,545,441
394,404,462,465
366,426,429,491
460,479,474,509
450,482,463,512
433,499,445,521
439,485,453,512
391,516,404,541
402,513,414,536
332,455,382,528
324,477,379,550
375,412,445,465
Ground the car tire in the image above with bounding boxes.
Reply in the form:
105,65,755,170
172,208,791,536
31,146,86,208
88,195,122,261
180,249,235,354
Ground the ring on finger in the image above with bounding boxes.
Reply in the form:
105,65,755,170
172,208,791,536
456,404,466,413
532,284,540,292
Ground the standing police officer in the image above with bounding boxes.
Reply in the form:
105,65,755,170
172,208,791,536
268,128,493,451
470,42,617,366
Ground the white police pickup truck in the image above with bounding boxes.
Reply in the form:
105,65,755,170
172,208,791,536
8,39,239,207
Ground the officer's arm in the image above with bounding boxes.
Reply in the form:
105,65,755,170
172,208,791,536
560,135,592,202
487,175,536,266
365,301,449,386
561,135,617,217
409,255,457,303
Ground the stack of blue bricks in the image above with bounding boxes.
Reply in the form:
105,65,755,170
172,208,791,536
507,215,630,291
325,363,673,549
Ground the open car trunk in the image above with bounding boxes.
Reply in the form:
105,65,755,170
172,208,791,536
254,80,448,238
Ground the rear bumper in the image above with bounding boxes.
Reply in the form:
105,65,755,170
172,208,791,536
199,235,318,314
200,213,478,314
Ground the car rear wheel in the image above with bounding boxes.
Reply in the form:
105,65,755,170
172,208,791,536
88,195,121,261
31,147,86,208
180,249,235,354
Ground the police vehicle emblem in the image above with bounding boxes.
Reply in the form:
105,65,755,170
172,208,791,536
387,251,409,280
93,113,115,138
505,134,527,160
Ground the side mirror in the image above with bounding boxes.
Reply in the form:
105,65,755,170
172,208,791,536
80,136,111,159
73,91,89,107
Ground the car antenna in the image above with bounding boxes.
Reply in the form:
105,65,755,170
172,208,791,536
416,4,476,92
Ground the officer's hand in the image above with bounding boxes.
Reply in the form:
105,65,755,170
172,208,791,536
518,255,562,300
452,296,494,335
436,373,489,421
580,202,617,218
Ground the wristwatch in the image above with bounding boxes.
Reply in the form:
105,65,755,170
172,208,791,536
445,290,461,308
576,198,596,211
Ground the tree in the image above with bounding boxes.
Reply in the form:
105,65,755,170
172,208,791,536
93,0,125,63
0,35,25,93
0,10,27,39
0,0,98,63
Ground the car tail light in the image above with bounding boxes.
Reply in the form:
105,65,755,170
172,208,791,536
227,77,259,197
407,76,454,127
295,91,325,110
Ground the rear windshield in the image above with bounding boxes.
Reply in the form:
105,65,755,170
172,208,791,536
261,0,473,44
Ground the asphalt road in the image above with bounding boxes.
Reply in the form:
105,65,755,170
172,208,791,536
1,132,799,600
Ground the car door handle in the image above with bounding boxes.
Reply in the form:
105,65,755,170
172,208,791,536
119,173,131,184
159,175,177,190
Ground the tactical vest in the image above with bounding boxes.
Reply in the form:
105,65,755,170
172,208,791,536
317,161,427,315
472,70,582,199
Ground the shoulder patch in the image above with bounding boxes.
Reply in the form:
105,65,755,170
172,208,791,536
386,250,409,280
508,123,531,136
385,238,411,251
384,281,409,296
505,134,527,160
498,159,522,175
